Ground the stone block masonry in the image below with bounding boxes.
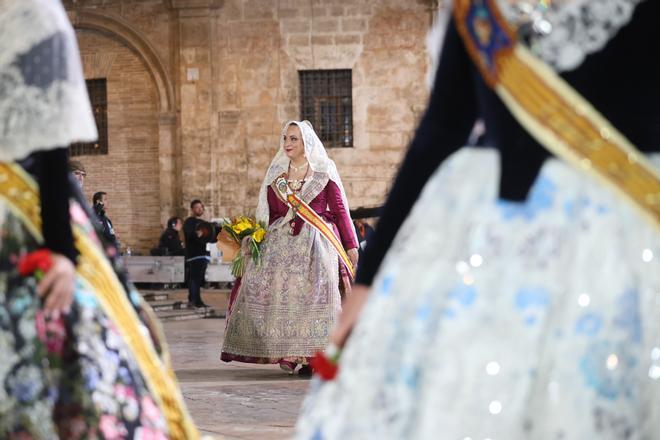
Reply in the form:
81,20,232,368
65,0,434,253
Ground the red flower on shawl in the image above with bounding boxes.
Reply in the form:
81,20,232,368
310,352,339,381
18,249,53,277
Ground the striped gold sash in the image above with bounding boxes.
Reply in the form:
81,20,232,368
273,176,356,280
454,0,660,229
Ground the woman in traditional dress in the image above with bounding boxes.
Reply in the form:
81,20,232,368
221,120,359,375
0,1,198,438
296,0,660,438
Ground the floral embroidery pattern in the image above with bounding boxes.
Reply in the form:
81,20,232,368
222,216,342,362
295,150,660,439
0,203,168,438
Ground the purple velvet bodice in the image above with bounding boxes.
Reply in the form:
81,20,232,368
267,180,358,250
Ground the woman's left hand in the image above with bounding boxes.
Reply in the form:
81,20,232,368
37,253,76,318
241,235,252,257
347,248,359,269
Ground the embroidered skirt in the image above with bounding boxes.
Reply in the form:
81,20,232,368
0,167,196,439
295,148,660,439
221,217,342,364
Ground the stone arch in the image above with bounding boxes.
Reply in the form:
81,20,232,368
69,9,175,114
68,8,180,230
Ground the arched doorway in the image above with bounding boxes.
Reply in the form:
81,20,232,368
69,9,179,253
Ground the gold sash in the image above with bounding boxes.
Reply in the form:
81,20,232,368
454,0,660,229
273,176,356,280
0,163,199,440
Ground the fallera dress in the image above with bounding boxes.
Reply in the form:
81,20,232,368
221,121,358,366
295,1,660,438
0,1,197,438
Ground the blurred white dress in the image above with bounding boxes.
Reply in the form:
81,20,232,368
295,0,660,438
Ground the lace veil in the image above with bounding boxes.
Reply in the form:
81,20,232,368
0,0,97,161
498,0,643,71
428,0,642,75
255,120,359,245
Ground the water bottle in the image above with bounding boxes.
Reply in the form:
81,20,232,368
126,247,132,257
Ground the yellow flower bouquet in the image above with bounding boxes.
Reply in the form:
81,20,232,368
216,216,267,278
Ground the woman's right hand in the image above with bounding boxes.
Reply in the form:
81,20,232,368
330,283,371,348
346,248,359,270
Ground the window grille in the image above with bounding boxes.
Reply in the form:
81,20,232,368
70,78,108,156
299,69,353,148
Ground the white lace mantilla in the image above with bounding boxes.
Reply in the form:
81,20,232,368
0,0,97,161
497,0,643,71
255,120,358,246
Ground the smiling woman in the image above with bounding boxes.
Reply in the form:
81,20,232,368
220,120,359,375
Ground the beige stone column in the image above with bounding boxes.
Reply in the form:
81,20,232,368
158,113,179,223
171,0,221,219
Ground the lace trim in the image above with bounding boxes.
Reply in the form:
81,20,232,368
497,0,642,71
426,5,453,90
0,65,97,161
264,171,329,228
0,0,97,160
301,172,329,205
0,0,66,69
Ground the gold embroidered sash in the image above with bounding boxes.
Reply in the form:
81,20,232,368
274,176,356,280
454,0,660,229
0,163,199,440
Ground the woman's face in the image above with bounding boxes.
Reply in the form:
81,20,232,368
283,124,305,161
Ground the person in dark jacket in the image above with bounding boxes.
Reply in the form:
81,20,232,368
183,199,215,307
158,216,184,256
93,191,119,249
353,219,375,266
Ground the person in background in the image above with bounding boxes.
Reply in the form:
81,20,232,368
353,219,375,265
0,1,198,437
183,199,211,308
92,191,119,249
69,160,86,188
158,216,185,256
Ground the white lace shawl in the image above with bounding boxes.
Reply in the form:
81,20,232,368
255,120,359,247
427,0,642,77
498,0,643,71
0,0,97,161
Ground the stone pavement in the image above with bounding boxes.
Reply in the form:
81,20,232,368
141,288,230,312
163,316,310,439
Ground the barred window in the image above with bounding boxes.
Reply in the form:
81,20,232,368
299,69,353,148
70,78,108,156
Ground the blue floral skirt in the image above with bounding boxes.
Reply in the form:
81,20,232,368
296,148,660,440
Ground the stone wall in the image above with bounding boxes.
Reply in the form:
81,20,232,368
75,29,162,253
212,0,430,218
64,0,433,253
